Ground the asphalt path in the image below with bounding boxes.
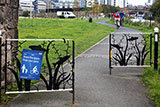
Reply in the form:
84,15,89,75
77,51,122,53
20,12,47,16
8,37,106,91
7,19,153,107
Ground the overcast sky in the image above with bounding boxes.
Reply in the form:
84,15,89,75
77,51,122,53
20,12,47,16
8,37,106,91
20,0,149,6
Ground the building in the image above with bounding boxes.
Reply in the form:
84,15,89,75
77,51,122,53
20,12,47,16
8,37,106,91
80,0,86,7
38,0,47,11
107,0,111,5
56,0,127,8
20,1,34,11
86,0,107,6
110,0,127,8
58,2,74,8
19,0,46,12
85,0,128,8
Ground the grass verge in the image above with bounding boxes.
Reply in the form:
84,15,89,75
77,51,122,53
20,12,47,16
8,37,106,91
142,69,160,107
106,18,154,33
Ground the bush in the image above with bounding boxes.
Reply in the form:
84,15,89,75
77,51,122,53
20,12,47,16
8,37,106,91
155,17,160,23
22,11,30,17
152,22,160,29
124,17,160,30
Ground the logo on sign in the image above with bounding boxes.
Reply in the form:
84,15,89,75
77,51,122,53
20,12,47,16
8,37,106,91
30,66,39,75
20,49,44,80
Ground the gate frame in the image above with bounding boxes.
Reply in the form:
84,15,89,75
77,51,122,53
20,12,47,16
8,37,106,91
109,32,153,75
2,38,75,104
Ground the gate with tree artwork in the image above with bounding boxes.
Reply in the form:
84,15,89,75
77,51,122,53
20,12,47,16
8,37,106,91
109,32,153,74
1,38,75,104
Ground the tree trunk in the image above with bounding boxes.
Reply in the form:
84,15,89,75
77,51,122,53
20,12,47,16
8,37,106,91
0,0,19,86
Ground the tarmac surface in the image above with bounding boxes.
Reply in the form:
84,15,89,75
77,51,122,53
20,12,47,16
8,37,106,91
7,19,153,107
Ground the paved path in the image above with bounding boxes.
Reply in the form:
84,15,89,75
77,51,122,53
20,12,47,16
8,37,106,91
7,19,153,107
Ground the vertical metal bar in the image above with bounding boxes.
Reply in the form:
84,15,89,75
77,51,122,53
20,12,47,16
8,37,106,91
150,33,152,66
0,30,2,102
109,34,112,75
72,40,75,105
154,28,159,70
24,80,31,91
4,39,7,93
154,38,158,70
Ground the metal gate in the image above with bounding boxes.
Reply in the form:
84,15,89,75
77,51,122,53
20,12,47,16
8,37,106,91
109,32,152,74
3,39,75,103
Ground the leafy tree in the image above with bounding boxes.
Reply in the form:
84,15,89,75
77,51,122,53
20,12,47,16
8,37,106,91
82,7,92,11
22,11,30,17
101,4,119,15
150,0,160,23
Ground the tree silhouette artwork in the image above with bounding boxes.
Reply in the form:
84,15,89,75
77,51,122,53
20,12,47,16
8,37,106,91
6,39,73,92
111,33,151,66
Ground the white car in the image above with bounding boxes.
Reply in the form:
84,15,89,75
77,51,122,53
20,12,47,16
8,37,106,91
130,16,155,23
130,16,145,22
99,13,105,18
57,11,76,18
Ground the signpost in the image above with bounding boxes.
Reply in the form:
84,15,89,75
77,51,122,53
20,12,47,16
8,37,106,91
20,49,44,80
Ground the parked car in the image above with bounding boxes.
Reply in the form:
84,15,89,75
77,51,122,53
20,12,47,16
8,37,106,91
57,11,76,18
130,16,155,23
99,13,105,18
130,16,145,22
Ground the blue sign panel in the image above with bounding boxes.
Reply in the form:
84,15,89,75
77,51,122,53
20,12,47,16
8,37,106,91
20,49,44,80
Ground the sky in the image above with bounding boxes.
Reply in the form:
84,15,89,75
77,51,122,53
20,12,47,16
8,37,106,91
128,0,148,6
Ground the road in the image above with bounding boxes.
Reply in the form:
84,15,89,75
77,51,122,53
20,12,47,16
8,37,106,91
7,19,153,107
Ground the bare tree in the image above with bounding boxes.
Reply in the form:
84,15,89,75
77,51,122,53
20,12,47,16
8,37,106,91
92,1,103,18
73,0,80,19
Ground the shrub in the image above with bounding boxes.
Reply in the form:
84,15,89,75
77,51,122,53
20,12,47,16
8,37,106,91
155,17,160,23
22,11,30,17
124,17,160,29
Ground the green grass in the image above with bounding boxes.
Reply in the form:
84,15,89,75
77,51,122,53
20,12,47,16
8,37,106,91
106,18,154,33
107,18,160,107
142,69,160,107
19,18,115,56
122,21,153,33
